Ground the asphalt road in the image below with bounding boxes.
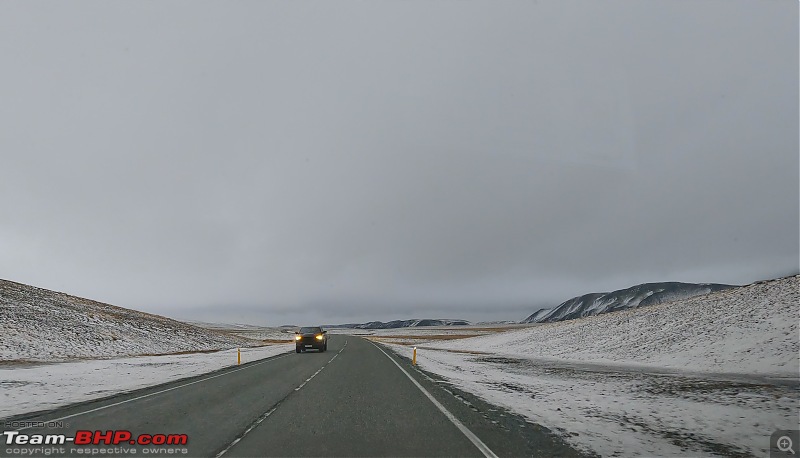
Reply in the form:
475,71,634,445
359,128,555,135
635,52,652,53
2,336,583,457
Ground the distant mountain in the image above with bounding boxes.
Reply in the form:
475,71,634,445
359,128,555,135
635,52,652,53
476,320,518,325
522,282,735,324
325,319,470,329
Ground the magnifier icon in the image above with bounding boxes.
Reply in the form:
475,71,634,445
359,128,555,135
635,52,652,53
778,436,795,454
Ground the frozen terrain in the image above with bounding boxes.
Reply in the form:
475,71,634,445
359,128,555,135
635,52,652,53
426,276,799,375
381,276,800,456
0,280,262,361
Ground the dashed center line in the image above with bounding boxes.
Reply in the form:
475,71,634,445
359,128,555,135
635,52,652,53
294,342,346,391
215,340,348,458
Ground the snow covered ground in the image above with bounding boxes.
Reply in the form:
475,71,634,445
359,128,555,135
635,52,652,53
386,342,797,457
0,344,293,419
381,276,800,456
423,276,799,376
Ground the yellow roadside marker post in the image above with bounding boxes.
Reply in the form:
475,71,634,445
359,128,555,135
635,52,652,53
412,347,417,366
238,348,241,365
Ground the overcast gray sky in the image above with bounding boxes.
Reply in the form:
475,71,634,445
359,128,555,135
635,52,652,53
1,1,797,326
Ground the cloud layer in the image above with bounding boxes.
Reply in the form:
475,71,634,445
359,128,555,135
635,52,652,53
1,1,797,325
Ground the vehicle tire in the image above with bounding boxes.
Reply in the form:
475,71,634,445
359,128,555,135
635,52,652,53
296,346,301,353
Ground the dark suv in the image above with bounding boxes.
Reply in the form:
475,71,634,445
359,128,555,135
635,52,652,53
295,326,328,353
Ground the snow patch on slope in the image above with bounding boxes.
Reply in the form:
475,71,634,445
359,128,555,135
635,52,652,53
523,282,733,323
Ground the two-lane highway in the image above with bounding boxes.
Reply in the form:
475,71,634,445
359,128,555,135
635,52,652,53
2,336,582,457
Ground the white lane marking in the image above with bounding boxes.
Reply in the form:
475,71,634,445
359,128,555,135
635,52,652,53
16,352,294,430
293,339,347,391
213,407,276,458
215,340,348,457
370,341,499,458
294,366,323,391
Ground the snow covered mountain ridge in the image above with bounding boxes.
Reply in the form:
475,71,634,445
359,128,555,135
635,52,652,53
523,281,735,323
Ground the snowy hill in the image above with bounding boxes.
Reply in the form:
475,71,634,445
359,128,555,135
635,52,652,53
0,279,261,362
523,281,734,323
432,275,799,375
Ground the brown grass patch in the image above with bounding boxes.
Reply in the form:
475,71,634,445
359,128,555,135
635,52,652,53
368,334,480,341
367,342,490,355
137,348,226,356
419,347,490,355
0,359,58,367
